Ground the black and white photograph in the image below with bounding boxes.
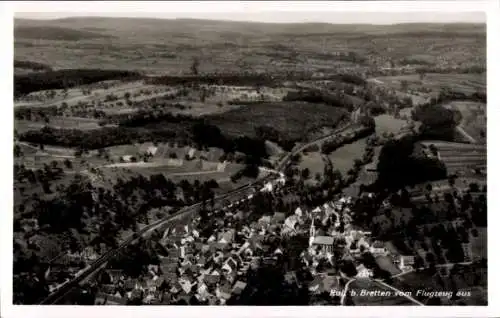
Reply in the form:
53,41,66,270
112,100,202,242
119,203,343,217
2,0,498,316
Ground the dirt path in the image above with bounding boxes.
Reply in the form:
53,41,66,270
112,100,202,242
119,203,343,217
374,279,425,306
18,141,76,159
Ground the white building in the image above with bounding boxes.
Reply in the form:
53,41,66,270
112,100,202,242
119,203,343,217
295,207,304,217
356,264,373,278
399,255,415,271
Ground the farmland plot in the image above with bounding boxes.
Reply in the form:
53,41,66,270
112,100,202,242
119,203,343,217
371,73,486,95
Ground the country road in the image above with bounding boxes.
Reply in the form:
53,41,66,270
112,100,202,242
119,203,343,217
17,141,76,159
374,279,425,306
340,278,356,305
391,261,473,279
456,125,477,144
39,122,361,304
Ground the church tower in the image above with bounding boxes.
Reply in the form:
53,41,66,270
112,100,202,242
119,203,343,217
309,218,316,247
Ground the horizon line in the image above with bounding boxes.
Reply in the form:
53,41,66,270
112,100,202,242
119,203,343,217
13,15,486,26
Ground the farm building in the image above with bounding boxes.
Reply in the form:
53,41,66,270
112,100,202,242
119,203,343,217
147,146,158,156
121,155,134,162
365,162,377,172
187,148,196,159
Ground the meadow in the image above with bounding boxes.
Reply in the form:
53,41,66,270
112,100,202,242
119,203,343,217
15,117,102,133
371,73,486,95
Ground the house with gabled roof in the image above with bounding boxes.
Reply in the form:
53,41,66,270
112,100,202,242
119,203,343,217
95,292,128,305
203,274,221,287
218,230,235,244
196,281,211,301
222,257,238,274
100,284,116,295
232,281,247,296
295,207,304,217
160,262,178,276
178,277,195,294
216,282,233,300
356,264,373,278
284,215,299,231
169,280,183,295
105,269,124,283
272,212,286,224
258,215,272,226
370,240,386,255
123,278,137,291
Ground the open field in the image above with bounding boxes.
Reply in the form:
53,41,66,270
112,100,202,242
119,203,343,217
15,117,103,133
420,141,486,175
298,135,370,185
95,161,256,196
299,152,325,179
328,137,368,175
374,114,409,135
15,80,158,107
207,101,348,140
371,73,486,95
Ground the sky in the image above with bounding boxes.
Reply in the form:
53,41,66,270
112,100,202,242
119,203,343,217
11,1,487,25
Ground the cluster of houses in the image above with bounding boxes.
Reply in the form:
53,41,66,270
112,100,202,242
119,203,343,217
285,196,418,301
93,194,297,305
43,245,101,292
87,179,425,306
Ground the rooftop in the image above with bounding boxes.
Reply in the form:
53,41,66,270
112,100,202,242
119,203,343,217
312,236,334,245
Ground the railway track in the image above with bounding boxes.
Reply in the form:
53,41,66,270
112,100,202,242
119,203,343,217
39,122,361,304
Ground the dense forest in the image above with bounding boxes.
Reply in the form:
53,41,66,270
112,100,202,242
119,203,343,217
18,119,269,162
376,135,447,189
19,126,181,150
14,60,53,72
283,89,357,112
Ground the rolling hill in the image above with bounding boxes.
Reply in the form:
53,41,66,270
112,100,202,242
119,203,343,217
14,25,114,41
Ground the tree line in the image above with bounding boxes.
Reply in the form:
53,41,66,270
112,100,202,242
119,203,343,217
15,69,142,98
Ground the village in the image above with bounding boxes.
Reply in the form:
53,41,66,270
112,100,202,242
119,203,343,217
59,183,423,306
